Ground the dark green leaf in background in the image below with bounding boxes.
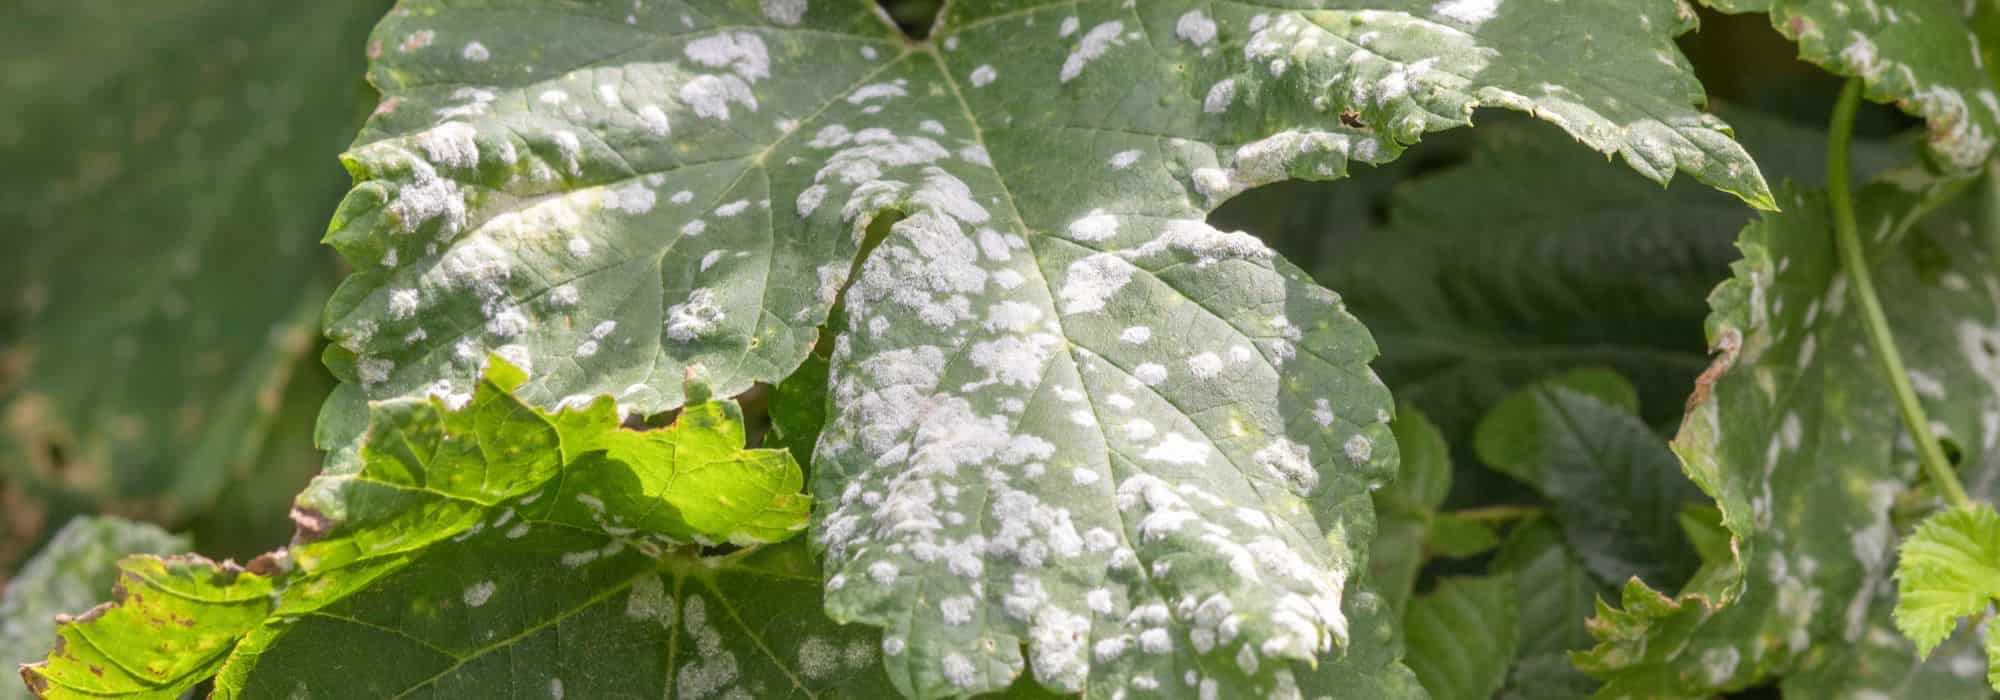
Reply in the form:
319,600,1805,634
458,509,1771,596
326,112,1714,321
0,0,390,576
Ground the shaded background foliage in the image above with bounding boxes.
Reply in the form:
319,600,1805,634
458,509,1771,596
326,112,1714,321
0,0,1938,698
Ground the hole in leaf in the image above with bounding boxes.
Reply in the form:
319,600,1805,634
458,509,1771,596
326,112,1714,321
875,0,941,39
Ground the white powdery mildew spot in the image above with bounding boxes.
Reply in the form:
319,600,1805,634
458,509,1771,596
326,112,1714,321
1186,352,1224,379
638,104,671,137
388,289,421,320
1432,0,1501,25
1029,607,1091,691
970,64,998,87
665,288,725,342
1144,433,1211,465
1133,363,1168,386
1060,21,1126,83
1176,10,1218,47
358,357,395,387
462,580,496,608
1344,434,1373,464
759,0,807,26
1109,149,1142,169
417,121,480,169
1067,209,1119,242
676,595,742,699
461,41,490,62
1253,439,1317,492
1059,253,1137,314
605,182,657,214
1203,78,1237,114
1121,326,1151,344
679,32,769,121
942,653,977,689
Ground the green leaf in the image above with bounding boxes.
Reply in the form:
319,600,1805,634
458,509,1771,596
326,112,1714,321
214,538,898,699
321,2,1776,696
294,357,809,577
1402,575,1519,700
1473,368,1640,484
0,0,387,573
22,360,858,697
1311,107,1897,507
1489,519,1602,700
19,555,276,700
768,352,832,468
1426,514,1500,560
0,516,187,700
1894,505,2000,664
1579,172,2000,695
1529,387,1705,589
1700,0,2000,171
1373,405,1453,614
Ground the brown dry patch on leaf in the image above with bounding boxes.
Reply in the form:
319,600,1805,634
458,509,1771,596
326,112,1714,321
1684,325,1743,415
289,505,332,544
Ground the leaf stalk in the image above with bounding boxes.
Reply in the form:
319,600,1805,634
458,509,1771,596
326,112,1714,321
1827,78,1973,510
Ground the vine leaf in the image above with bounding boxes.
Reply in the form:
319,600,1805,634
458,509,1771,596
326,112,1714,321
1698,0,2000,171
0,517,187,700
1578,174,2000,697
322,1,1773,697
19,556,275,700
1893,503,2000,690
17,361,866,698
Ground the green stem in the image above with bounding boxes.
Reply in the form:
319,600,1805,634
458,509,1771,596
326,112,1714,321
1827,79,1973,510
1446,504,1545,523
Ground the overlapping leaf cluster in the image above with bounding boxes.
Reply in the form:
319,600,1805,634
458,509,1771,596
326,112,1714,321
13,0,2000,699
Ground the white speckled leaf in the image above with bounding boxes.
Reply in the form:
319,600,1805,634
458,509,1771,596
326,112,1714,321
320,1,1774,697
1700,0,2000,171
1578,173,2000,697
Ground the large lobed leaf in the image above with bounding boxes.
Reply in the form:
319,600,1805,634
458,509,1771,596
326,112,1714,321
1700,0,2000,171
317,1,1773,696
1578,174,2000,697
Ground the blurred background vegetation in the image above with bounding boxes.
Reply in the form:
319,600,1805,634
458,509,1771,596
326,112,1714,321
0,0,1922,693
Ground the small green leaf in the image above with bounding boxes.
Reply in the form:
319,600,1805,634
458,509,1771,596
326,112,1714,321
1373,405,1452,613
1473,368,1640,484
19,556,275,700
1532,388,1705,588
1403,575,1519,700
1489,520,1602,700
1894,504,2000,663
0,516,188,699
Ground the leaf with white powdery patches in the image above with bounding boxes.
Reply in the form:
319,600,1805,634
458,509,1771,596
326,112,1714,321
1580,174,2000,697
1699,0,2000,171
321,1,1774,697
